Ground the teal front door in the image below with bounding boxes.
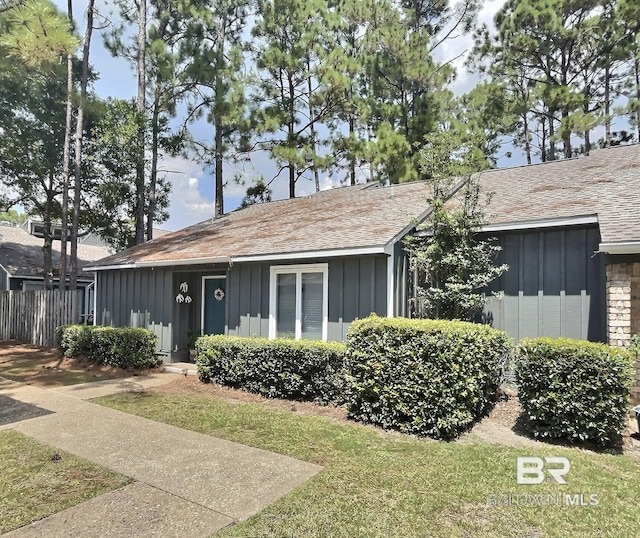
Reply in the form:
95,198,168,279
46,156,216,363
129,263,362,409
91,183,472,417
203,277,226,335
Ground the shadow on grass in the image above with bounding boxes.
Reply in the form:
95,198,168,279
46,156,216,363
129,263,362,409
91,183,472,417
511,411,625,455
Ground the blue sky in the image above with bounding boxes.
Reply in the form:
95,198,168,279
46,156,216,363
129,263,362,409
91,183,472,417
51,0,532,231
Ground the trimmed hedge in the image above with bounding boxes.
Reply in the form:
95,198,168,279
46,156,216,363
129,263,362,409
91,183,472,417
345,315,511,440
515,338,633,447
55,325,160,369
195,335,347,404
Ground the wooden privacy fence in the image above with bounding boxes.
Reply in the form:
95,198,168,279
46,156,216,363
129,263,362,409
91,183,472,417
0,290,82,347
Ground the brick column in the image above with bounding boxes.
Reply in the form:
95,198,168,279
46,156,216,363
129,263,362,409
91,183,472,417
607,262,640,402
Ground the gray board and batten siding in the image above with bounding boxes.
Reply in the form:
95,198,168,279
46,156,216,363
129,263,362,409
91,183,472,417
95,254,388,357
95,224,607,357
481,224,606,342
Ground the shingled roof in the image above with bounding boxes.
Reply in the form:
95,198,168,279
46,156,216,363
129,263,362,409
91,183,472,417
88,182,432,268
87,143,640,270
477,143,640,251
0,225,111,278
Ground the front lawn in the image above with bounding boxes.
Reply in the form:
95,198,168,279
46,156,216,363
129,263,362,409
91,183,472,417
95,390,640,538
0,430,131,533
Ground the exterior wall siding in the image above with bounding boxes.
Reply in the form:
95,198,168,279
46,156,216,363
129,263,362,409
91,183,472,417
94,255,388,359
96,267,175,353
481,225,606,343
227,256,388,341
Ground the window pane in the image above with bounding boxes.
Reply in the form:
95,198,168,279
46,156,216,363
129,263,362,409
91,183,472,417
276,273,296,338
301,272,323,340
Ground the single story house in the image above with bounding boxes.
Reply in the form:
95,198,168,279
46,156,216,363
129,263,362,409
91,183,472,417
86,144,640,367
0,222,112,318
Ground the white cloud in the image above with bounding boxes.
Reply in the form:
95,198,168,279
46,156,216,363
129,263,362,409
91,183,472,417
158,156,214,231
434,0,506,96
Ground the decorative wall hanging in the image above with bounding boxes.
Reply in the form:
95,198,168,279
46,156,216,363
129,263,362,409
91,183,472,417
176,281,192,303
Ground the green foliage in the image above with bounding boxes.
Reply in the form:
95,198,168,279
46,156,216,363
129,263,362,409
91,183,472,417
240,178,272,208
515,337,633,447
404,176,508,321
56,325,160,369
471,0,639,162
85,98,170,250
0,0,79,68
196,335,347,404
0,209,27,225
55,324,92,357
345,315,512,440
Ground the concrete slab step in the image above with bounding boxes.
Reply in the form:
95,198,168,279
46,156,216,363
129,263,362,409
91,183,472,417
164,363,197,377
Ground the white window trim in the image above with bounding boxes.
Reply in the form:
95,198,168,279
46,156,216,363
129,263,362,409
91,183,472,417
269,263,329,341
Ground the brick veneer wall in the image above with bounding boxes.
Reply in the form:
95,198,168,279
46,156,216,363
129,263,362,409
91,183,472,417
606,262,640,401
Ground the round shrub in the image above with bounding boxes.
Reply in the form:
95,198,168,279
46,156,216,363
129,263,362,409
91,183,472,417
345,315,512,440
56,324,160,369
515,338,632,447
55,324,92,357
196,335,347,404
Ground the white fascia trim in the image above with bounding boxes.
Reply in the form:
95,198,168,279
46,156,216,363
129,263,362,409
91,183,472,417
383,242,395,317
84,263,137,272
234,246,385,263
0,264,12,278
136,257,231,268
84,256,231,272
599,241,640,255
481,215,598,233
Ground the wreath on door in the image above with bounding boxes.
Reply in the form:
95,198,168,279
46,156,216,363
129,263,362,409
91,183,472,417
214,288,225,301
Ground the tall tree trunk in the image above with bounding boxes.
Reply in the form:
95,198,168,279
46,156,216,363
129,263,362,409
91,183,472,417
214,114,224,217
547,111,556,161
540,116,547,163
147,93,160,237
288,164,295,198
604,62,611,146
349,115,356,185
584,127,591,155
70,0,94,292
60,0,74,292
562,108,571,159
635,53,640,142
307,70,319,193
584,84,591,155
214,32,225,218
523,111,531,165
43,185,54,291
288,75,296,199
135,0,147,244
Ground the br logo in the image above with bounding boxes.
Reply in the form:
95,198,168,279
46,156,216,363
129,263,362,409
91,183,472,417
516,457,570,485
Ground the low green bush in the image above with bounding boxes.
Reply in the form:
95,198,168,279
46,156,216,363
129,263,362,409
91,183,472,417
56,325,160,369
55,324,92,357
515,338,632,447
345,315,511,440
195,335,347,404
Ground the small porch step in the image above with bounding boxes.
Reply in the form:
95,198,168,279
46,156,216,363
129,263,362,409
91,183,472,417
163,362,197,377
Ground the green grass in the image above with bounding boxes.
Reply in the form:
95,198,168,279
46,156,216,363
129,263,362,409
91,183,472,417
95,392,640,538
0,430,131,533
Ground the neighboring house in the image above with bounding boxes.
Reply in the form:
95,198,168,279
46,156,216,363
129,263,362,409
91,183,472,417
86,144,640,365
0,222,112,319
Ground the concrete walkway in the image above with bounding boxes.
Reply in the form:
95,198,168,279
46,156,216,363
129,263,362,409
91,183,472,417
0,374,322,537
